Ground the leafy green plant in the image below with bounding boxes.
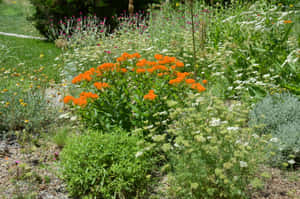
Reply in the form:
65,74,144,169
63,52,207,133
162,94,269,199
249,92,300,167
60,129,158,199
51,126,74,148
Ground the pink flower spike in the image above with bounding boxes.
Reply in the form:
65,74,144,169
15,160,20,164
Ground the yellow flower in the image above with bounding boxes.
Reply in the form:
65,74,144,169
2,89,8,92
24,120,29,123
13,92,17,96
278,3,282,6
289,4,293,8
40,54,44,58
21,103,27,107
19,99,24,103
176,2,180,7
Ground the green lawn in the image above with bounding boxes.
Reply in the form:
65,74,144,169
0,0,40,36
0,35,61,77
0,0,62,86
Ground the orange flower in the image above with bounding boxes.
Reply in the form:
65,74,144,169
155,65,169,71
176,72,190,78
157,72,168,77
191,83,206,92
132,52,141,58
97,63,116,71
202,79,208,84
154,54,163,60
283,20,292,24
73,96,88,107
116,56,126,62
136,59,147,67
185,79,196,84
63,95,75,104
169,77,184,84
175,61,184,67
136,68,146,73
94,82,110,90
147,67,156,73
146,61,157,66
80,92,99,99
121,68,127,73
144,90,157,100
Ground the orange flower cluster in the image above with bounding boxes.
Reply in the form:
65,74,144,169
116,52,141,62
94,82,110,90
191,83,206,92
283,20,292,24
97,63,118,71
169,72,190,85
66,52,206,108
143,90,157,100
72,70,94,84
63,92,98,107
185,78,196,84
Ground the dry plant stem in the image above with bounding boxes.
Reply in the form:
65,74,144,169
188,0,197,78
129,0,134,15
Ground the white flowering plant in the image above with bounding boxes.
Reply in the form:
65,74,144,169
161,93,270,199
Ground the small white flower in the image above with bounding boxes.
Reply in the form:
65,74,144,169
288,159,295,165
270,137,279,143
227,127,240,131
135,151,143,158
210,118,221,127
240,161,248,168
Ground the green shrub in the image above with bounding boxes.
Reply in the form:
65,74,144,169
249,93,300,166
163,94,269,199
60,129,158,198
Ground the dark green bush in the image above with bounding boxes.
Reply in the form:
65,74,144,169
60,129,158,198
29,0,159,39
249,93,300,167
